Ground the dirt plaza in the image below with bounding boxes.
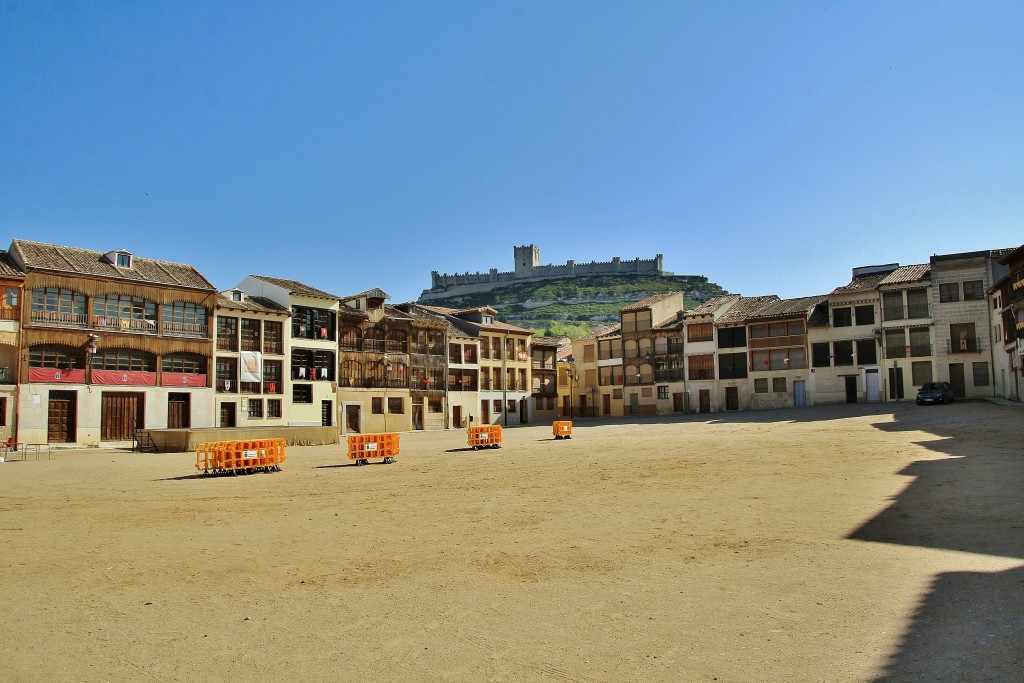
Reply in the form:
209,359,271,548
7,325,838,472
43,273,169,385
2,401,1022,682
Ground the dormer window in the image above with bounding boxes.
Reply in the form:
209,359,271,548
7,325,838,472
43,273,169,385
482,315,493,324
106,249,133,269
231,290,243,302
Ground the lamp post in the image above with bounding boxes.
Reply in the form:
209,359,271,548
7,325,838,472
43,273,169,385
567,362,579,418
85,334,99,386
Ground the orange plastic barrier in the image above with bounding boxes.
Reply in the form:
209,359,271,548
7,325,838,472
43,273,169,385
468,424,502,450
552,421,573,439
347,433,399,465
195,438,287,475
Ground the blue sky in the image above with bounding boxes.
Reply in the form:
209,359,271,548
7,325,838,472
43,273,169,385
2,0,1021,304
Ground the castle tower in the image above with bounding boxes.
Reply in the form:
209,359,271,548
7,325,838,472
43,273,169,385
514,244,540,277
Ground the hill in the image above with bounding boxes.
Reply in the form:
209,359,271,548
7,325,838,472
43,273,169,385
417,273,730,336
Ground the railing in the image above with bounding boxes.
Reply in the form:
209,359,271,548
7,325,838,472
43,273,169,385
30,310,89,328
94,316,158,335
532,360,555,370
907,304,930,319
447,382,480,392
654,368,686,382
163,321,209,338
948,338,980,353
263,341,283,355
216,379,237,392
411,343,445,356
0,304,19,321
217,338,238,352
624,373,654,385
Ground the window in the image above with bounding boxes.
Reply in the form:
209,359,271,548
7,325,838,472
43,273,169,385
217,317,238,351
657,386,669,399
247,399,263,418
687,354,714,381
5,287,18,307
93,348,155,371
448,343,462,364
752,349,769,370
832,307,852,327
216,357,237,392
754,378,769,393
856,339,877,365
882,291,905,320
240,319,261,352
162,353,207,374
812,343,831,368
162,302,207,334
583,344,595,362
388,397,403,414
93,294,157,328
949,322,977,353
507,400,517,413
939,283,960,303
291,306,335,340
263,321,283,354
231,291,242,301
267,399,282,418
493,400,502,413
962,280,985,301
599,366,622,386
718,327,745,348
911,361,933,386
833,340,854,366
885,329,906,358
906,288,929,318
718,352,748,379
31,287,87,319
115,252,132,268
28,345,84,369
292,384,312,403
372,397,383,414
773,377,787,393
263,360,282,393
0,396,6,426
908,327,931,357
688,323,713,342
972,362,989,386
854,305,875,326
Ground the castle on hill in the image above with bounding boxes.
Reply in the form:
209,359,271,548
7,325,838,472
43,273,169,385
419,244,670,300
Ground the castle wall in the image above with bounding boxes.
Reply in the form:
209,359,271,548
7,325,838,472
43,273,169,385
423,246,667,300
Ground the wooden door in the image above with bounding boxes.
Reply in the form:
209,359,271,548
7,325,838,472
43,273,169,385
725,387,739,411
698,389,711,413
47,391,77,443
452,405,462,429
101,392,143,441
949,363,966,398
168,393,190,429
412,404,424,430
603,394,611,416
888,367,904,400
481,401,490,424
672,392,684,413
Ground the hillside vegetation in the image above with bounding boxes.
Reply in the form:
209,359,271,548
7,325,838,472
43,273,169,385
418,273,730,336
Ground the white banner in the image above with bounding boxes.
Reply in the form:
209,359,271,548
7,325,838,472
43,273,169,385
240,351,263,383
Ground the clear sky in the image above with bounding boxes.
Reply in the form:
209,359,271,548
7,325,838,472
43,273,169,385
2,0,1021,304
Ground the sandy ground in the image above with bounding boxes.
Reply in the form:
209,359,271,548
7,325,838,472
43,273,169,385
2,401,1022,682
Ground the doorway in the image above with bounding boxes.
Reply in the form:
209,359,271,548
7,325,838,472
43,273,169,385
673,392,684,413
794,380,807,407
888,367,904,400
844,376,858,403
452,405,462,429
519,398,529,424
220,402,236,428
101,392,144,441
603,394,611,416
47,390,77,443
481,401,490,424
725,386,739,411
168,392,190,429
949,363,966,398
865,369,881,402
698,389,711,413
346,404,361,433
412,402,424,430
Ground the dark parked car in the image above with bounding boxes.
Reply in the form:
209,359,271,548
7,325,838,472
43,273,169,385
916,381,955,405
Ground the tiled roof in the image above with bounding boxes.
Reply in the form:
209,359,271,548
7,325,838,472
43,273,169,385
621,292,677,312
578,323,620,340
685,295,738,317
715,296,782,325
532,336,568,348
878,264,930,286
342,288,389,302
0,251,24,278
216,294,290,315
830,273,889,295
744,295,827,321
12,239,215,290
654,311,686,330
248,275,340,301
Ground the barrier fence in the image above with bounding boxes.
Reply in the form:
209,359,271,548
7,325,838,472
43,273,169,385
195,438,287,475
